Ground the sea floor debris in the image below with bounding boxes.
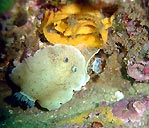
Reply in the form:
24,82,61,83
0,0,149,128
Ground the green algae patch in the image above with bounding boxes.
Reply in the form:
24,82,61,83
0,0,16,14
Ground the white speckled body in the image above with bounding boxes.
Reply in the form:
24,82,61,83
10,44,90,110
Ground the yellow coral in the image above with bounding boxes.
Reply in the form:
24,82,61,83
40,3,114,48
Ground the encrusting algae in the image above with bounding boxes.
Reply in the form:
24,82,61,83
40,3,114,48
58,106,123,127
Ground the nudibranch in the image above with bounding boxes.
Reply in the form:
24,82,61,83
9,44,90,110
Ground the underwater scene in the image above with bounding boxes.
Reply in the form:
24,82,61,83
0,0,149,127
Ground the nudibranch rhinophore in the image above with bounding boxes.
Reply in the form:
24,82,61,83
9,44,90,111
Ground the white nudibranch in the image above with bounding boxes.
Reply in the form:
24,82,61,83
9,44,90,111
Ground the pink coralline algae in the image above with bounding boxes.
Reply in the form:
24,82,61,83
112,96,149,123
127,59,149,82
122,13,142,37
